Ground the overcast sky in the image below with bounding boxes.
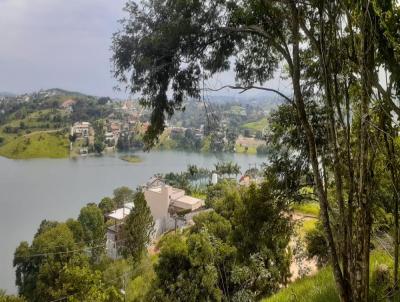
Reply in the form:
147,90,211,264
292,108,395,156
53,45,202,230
0,0,290,99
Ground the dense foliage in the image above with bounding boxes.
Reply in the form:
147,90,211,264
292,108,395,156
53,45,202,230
112,1,400,300
148,181,291,301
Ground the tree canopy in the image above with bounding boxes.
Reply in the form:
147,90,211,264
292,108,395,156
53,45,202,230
113,0,400,301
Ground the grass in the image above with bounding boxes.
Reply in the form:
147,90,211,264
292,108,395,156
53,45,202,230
120,155,143,164
235,144,257,154
263,250,393,302
296,218,318,239
0,131,69,159
241,117,269,132
292,202,320,217
191,191,207,200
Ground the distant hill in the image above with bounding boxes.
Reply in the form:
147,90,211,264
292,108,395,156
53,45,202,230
0,92,16,97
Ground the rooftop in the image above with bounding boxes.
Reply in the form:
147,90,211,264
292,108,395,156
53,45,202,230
106,203,134,220
174,195,202,206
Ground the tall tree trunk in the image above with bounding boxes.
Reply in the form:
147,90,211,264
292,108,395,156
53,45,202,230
355,1,374,300
381,103,399,291
317,2,349,286
289,2,350,301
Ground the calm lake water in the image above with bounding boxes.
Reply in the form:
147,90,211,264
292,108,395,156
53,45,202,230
0,150,266,293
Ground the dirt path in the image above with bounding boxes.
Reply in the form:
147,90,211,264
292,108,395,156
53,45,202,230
289,212,318,281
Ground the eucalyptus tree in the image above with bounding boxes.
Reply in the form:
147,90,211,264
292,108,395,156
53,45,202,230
112,1,400,300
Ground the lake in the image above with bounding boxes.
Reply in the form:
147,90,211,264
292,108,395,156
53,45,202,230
0,150,266,293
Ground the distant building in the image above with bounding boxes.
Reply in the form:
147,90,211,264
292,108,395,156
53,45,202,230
60,99,77,112
71,122,91,138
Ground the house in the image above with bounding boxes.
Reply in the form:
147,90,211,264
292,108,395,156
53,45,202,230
105,179,205,259
105,131,118,145
71,122,91,138
144,178,205,237
105,202,134,259
110,122,121,135
60,99,76,112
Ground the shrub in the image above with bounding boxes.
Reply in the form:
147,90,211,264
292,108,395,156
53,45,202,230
370,264,391,301
305,223,328,266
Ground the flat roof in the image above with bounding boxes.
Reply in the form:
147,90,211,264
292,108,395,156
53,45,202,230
174,195,202,205
106,207,131,220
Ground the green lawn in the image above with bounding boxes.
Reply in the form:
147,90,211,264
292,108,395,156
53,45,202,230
235,144,257,154
263,250,393,302
191,191,207,200
0,131,69,159
241,117,269,132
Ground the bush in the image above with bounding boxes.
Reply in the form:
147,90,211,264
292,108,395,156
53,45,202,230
370,264,391,301
305,223,328,266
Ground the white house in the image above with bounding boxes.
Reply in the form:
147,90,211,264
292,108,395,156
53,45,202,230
71,122,91,138
144,178,204,237
105,202,134,259
105,179,205,259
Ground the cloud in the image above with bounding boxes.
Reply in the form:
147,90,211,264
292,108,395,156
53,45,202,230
0,0,291,100
0,0,127,96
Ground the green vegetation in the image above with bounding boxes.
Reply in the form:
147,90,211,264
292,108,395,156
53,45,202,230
0,131,69,159
120,155,142,163
264,266,338,302
0,89,114,159
12,186,157,302
241,117,269,132
263,251,394,302
148,181,292,301
297,218,318,238
122,192,154,261
292,202,320,217
235,143,257,154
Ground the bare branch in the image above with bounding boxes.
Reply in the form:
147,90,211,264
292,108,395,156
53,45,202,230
205,85,293,104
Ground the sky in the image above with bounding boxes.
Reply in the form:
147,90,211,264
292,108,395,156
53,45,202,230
0,0,290,99
0,0,128,97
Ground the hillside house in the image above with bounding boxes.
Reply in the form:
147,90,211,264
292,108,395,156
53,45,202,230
144,178,205,237
105,179,205,259
60,99,76,112
71,122,91,138
105,202,134,259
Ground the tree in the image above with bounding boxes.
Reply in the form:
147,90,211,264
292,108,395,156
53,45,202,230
112,1,400,300
92,120,105,154
78,204,105,262
66,218,85,244
122,192,154,262
78,204,105,244
150,233,225,302
49,264,122,302
98,197,116,215
191,211,232,241
0,290,26,302
113,186,135,208
14,223,84,301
